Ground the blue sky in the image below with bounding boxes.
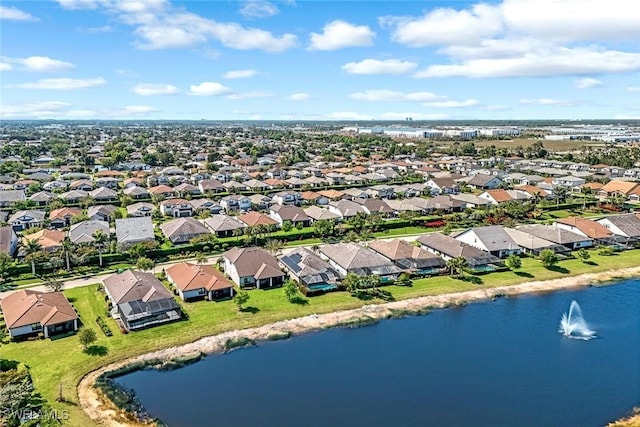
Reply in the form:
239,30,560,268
1,0,639,120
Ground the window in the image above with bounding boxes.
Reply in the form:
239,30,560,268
31,323,41,331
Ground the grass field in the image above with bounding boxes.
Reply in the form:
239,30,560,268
2,248,640,426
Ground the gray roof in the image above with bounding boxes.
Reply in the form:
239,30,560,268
279,248,342,286
203,215,246,232
9,210,46,223
103,270,174,304
304,205,340,221
271,204,309,222
417,233,501,267
115,217,155,244
467,174,500,186
223,246,284,279
450,193,491,206
160,217,210,242
69,220,110,244
515,224,590,246
0,190,26,203
368,239,444,270
0,226,17,255
318,243,401,276
504,228,570,253
457,226,520,252
329,199,366,217
29,191,54,202
87,204,117,218
598,214,640,238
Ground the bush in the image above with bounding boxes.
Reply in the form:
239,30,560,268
598,246,615,256
96,316,113,337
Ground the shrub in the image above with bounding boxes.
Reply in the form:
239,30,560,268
96,316,113,337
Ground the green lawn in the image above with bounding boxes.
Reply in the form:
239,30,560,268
373,226,430,237
2,248,640,426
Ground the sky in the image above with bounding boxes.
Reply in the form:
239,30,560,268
1,0,639,121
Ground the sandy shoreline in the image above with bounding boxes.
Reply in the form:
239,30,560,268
77,266,640,427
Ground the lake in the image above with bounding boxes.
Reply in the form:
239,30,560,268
116,280,640,427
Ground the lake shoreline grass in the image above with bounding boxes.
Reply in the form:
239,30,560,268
2,249,639,427
76,263,640,427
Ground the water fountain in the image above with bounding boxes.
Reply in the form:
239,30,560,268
559,300,596,340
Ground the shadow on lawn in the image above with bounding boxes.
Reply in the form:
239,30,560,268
85,345,109,356
546,265,570,274
241,306,260,314
515,271,535,278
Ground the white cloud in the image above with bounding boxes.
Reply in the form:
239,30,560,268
520,98,573,106
285,93,311,101
0,62,12,71
0,5,38,21
378,112,449,120
56,0,297,53
414,47,640,78
239,0,279,19
309,20,374,51
12,77,106,90
325,111,373,120
342,59,417,75
627,86,640,93
227,91,273,100
349,90,444,102
222,69,258,79
21,56,75,72
116,69,140,77
133,83,179,95
575,77,603,89
189,82,233,96
423,99,480,108
0,101,70,118
382,4,502,47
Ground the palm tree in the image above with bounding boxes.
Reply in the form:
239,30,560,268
446,256,468,278
22,239,43,276
195,252,207,265
92,230,108,268
233,227,244,241
61,238,74,271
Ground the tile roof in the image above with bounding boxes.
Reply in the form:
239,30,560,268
1,289,77,329
166,262,233,292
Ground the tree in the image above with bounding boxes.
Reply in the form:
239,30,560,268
446,256,468,278
44,278,65,292
539,249,559,268
78,328,97,352
264,239,284,256
281,220,293,233
505,254,522,271
61,237,74,271
313,219,335,239
396,272,412,286
21,239,42,276
234,290,250,312
0,252,13,281
195,252,207,265
92,230,109,268
576,248,591,263
295,221,304,231
283,279,299,302
342,272,361,293
136,256,154,272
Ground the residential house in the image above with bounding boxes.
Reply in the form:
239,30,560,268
29,191,54,207
123,185,150,200
552,175,586,188
317,189,346,201
0,190,26,208
453,225,522,258
425,195,465,213
341,188,369,200
126,202,156,217
220,195,252,212
166,262,234,301
222,247,286,289
115,217,155,248
304,205,340,222
9,210,46,231
450,193,491,208
202,215,246,238
69,220,110,244
148,185,177,199
597,180,639,201
103,270,181,331
317,243,401,282
597,213,640,242
466,174,502,190
504,227,571,256
160,217,210,244
95,177,119,189
365,185,395,199
190,198,223,215
247,194,274,210
269,204,311,227
0,226,19,257
417,232,502,272
89,187,118,202
175,182,201,197
555,217,621,246
238,211,278,229
327,199,367,219
425,177,458,195
479,189,532,205
49,207,82,228
515,224,593,250
159,198,194,217
1,290,78,339
242,179,269,192
222,181,249,192
22,229,65,253
272,191,302,206
279,248,342,295
300,191,329,206
354,198,394,216
69,179,93,191
87,204,117,222
368,239,445,275
58,190,88,204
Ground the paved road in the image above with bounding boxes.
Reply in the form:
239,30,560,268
0,234,421,300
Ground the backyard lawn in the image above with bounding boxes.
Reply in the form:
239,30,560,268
2,248,639,426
